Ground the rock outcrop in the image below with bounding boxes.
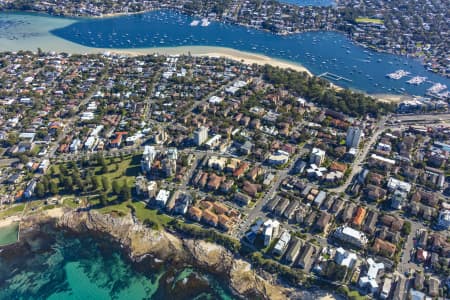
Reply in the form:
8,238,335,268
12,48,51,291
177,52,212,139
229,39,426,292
55,210,290,299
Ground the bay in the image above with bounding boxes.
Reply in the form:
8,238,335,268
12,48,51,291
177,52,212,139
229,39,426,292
1,10,449,97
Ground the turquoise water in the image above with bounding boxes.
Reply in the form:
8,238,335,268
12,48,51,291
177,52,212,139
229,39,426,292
0,222,19,246
0,226,236,299
48,10,449,96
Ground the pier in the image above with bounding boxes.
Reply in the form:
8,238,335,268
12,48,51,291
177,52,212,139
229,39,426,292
318,72,352,83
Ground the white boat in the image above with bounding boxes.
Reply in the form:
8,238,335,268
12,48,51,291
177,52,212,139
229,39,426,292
386,69,410,80
406,76,427,85
201,18,210,27
190,20,200,26
427,83,447,94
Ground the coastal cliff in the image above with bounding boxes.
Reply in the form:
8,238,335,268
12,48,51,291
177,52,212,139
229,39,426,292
54,210,289,300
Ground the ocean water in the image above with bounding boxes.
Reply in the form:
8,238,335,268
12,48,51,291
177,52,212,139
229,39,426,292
0,11,449,96
0,224,236,300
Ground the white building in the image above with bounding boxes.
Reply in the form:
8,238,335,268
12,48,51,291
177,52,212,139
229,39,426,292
208,95,223,104
370,154,396,166
380,277,393,299
268,150,290,166
334,247,357,268
306,164,327,178
69,138,81,153
141,146,157,173
155,189,170,206
346,127,363,149
38,159,50,174
273,230,291,255
205,135,221,149
387,177,412,193
84,136,97,151
310,148,326,166
194,126,208,146
358,258,384,294
167,147,178,160
377,142,392,152
263,219,280,246
334,226,368,248
90,125,104,137
80,111,95,121
207,156,227,171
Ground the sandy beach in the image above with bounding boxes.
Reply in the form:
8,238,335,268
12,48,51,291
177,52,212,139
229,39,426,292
0,12,404,103
104,45,312,75
371,93,412,104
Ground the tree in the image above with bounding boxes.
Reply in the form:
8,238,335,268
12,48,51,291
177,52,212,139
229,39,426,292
72,173,82,191
112,180,121,195
97,154,106,167
36,182,45,198
49,180,58,195
120,184,131,202
6,132,18,147
41,176,50,192
101,176,110,192
92,176,101,191
49,166,56,176
59,164,68,176
402,221,412,236
99,192,108,206
64,176,73,193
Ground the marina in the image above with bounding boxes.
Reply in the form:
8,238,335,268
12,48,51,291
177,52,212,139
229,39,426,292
1,11,449,96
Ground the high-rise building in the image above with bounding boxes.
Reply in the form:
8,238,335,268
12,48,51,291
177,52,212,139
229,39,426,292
167,147,178,160
141,146,157,173
162,158,177,177
346,126,362,149
194,126,208,146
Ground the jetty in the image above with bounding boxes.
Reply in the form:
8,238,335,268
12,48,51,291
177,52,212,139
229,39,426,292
318,72,352,83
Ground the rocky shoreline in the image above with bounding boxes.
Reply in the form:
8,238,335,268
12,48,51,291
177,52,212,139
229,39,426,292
15,209,344,300
20,210,290,299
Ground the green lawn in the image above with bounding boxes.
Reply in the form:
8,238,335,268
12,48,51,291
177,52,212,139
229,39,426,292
98,201,131,216
355,17,384,25
62,197,80,209
131,201,173,228
0,203,26,218
50,154,141,196
96,200,173,230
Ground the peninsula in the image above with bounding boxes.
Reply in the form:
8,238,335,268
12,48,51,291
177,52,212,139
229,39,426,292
0,50,449,299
